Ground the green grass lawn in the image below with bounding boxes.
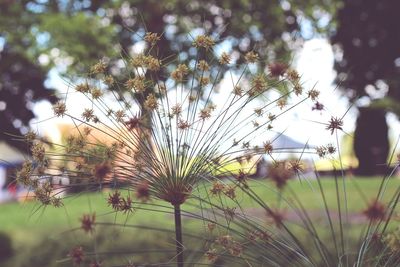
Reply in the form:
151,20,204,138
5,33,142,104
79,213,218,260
1,176,400,266
2,176,399,236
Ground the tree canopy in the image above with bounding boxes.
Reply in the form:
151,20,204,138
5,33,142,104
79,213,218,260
332,0,400,115
0,0,335,150
331,0,399,175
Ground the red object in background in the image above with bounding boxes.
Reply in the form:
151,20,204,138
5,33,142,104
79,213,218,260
7,183,17,196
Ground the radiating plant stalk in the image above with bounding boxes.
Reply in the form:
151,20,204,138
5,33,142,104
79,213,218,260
14,29,400,266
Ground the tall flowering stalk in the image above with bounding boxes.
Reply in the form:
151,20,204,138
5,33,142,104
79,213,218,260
17,30,312,266
16,30,400,266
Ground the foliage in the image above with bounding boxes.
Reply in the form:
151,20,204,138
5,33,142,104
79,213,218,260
0,0,337,150
331,0,399,175
0,48,57,151
332,0,400,108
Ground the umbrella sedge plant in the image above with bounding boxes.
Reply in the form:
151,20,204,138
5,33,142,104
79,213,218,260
14,30,400,266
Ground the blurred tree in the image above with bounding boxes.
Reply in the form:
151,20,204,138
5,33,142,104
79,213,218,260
331,0,399,175
0,0,335,150
0,48,57,152
0,0,118,152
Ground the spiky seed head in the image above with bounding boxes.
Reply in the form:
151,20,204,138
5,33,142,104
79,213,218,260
219,52,231,65
193,35,215,50
245,51,259,63
144,32,161,46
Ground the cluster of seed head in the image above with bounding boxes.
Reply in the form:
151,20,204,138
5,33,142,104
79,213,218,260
193,34,215,50
80,213,96,234
209,181,239,200
34,181,63,207
107,191,135,214
130,54,161,72
326,116,344,135
316,144,336,158
268,161,295,189
144,32,161,46
171,63,189,82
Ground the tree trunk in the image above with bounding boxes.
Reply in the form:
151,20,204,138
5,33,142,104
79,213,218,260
354,107,389,176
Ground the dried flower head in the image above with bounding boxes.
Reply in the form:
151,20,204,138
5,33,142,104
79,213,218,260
171,64,189,82
91,60,107,74
80,213,96,234
103,75,114,86
219,52,231,65
126,76,146,93
53,102,67,117
69,246,85,266
144,94,158,110
316,146,327,158
136,181,150,202
82,108,94,122
254,108,263,116
91,87,103,99
199,108,212,120
263,141,273,154
228,241,243,257
250,74,268,96
210,182,225,195
92,162,111,181
119,195,134,213
178,120,190,130
108,191,122,211
326,143,336,154
293,83,303,96
16,161,34,186
224,185,236,199
245,51,259,63
326,116,344,135
363,200,386,222
31,142,46,163
277,98,287,109
193,35,215,50
144,32,161,46
145,55,161,71
236,170,247,184
25,130,37,143
286,68,300,82
75,83,90,93
288,160,303,174
308,88,320,101
233,85,243,96
131,53,147,68
125,116,141,131
197,60,210,71
269,161,293,189
198,76,210,86
268,62,288,77
312,101,324,111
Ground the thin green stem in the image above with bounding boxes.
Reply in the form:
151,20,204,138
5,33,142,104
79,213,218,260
174,204,184,267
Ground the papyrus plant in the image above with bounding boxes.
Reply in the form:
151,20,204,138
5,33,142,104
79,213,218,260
17,29,400,267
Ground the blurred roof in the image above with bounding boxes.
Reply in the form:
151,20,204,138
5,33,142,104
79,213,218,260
273,134,313,149
0,141,27,166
